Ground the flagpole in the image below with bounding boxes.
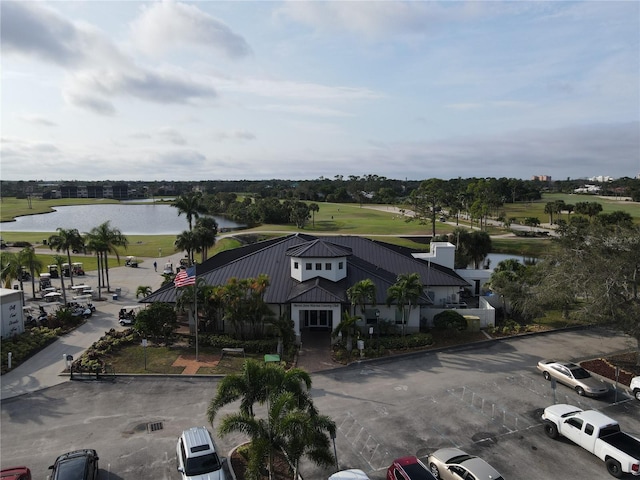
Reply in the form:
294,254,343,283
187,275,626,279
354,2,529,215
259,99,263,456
194,279,199,362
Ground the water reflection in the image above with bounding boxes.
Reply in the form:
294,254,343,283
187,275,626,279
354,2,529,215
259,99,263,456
0,204,242,235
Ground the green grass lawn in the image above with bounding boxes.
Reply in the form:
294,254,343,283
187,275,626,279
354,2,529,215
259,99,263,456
104,343,261,374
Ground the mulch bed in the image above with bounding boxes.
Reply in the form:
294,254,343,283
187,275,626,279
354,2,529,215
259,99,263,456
231,446,293,480
581,351,640,387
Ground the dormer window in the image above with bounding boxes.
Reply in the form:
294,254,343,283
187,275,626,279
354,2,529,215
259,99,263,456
306,263,312,270
325,263,332,270
339,262,344,270
294,261,299,269
315,263,321,270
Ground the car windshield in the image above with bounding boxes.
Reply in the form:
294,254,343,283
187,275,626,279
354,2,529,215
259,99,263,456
447,455,475,464
55,457,86,479
570,367,591,379
185,453,221,476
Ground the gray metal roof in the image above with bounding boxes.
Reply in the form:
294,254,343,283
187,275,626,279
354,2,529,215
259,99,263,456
142,233,468,305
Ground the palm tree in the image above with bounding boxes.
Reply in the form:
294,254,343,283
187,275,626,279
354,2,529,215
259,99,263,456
84,234,106,299
386,273,423,336
52,254,68,305
333,310,360,352
48,228,84,286
218,391,335,480
207,360,312,422
19,246,43,300
136,285,152,298
175,230,198,265
346,278,376,318
86,222,128,292
173,191,207,231
309,203,319,228
193,216,218,263
1,251,22,290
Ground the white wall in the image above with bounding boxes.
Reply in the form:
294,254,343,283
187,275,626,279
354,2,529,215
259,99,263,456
1,288,25,339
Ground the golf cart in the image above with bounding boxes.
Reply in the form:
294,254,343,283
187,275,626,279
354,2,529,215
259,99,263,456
119,305,143,326
62,263,71,277
163,262,174,275
125,256,138,268
72,262,85,276
48,264,59,278
39,273,52,290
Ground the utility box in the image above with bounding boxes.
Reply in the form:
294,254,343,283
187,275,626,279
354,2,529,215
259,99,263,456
464,315,481,332
1,288,25,339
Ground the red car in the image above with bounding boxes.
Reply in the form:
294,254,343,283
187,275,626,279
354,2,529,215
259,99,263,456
387,456,436,480
0,467,32,480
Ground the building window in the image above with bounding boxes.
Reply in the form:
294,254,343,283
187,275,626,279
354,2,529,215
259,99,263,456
325,263,332,270
306,263,312,270
338,262,344,270
294,261,299,269
315,263,322,270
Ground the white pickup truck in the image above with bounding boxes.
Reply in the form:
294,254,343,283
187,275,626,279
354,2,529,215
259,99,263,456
542,404,640,478
631,376,640,401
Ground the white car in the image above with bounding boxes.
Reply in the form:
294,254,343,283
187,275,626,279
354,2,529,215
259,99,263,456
427,448,504,480
177,426,225,480
631,376,640,401
329,469,370,480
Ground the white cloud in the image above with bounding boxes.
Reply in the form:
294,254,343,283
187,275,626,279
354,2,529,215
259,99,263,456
157,127,187,145
19,114,57,127
254,104,353,117
211,130,256,142
130,1,251,58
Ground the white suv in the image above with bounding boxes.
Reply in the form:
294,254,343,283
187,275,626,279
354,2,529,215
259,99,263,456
176,427,225,480
631,376,640,401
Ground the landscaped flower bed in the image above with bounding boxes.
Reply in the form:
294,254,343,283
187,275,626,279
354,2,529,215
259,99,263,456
581,351,640,387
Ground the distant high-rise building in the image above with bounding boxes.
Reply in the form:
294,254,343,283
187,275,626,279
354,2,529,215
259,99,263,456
531,175,552,182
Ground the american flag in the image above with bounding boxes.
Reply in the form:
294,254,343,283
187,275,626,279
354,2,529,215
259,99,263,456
174,266,196,288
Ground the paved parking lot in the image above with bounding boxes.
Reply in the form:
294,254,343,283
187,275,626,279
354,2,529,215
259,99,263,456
2,328,639,479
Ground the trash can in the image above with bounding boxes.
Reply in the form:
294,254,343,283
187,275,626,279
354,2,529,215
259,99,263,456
112,294,118,300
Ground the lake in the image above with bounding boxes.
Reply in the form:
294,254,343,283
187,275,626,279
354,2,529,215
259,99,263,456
0,204,242,235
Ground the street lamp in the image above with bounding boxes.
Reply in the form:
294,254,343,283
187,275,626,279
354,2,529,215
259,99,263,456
375,309,380,344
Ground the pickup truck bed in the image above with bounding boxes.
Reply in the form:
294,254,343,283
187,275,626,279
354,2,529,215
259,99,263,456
604,431,640,458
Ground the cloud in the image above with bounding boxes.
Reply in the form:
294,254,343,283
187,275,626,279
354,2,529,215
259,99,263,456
157,127,187,145
254,104,353,117
130,1,251,58
19,115,57,127
1,1,126,68
211,130,256,141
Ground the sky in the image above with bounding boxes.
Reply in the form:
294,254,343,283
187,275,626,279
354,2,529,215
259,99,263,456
1,1,639,182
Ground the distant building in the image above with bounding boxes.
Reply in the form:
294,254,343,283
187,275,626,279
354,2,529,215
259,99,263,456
588,175,614,182
531,175,552,182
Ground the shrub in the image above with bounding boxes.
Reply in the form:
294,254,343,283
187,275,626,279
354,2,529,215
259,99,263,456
433,310,468,331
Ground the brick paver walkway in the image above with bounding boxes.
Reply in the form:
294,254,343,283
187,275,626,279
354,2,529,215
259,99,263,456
172,354,220,374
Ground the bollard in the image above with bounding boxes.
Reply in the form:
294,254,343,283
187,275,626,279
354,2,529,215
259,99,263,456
8,352,12,370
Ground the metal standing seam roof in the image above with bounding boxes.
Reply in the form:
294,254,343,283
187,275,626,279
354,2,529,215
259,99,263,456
141,233,468,305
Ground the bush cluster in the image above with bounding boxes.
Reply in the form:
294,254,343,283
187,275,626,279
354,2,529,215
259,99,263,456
75,328,138,372
433,311,468,331
201,334,278,354
1,327,61,374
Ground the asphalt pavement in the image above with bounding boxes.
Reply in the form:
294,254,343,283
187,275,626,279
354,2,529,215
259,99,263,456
1,252,186,401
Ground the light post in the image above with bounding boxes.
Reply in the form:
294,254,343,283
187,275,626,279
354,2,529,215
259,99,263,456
330,430,339,471
375,309,380,345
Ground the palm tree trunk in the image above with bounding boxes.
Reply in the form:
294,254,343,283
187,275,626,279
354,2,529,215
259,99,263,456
104,253,111,292
66,248,74,286
96,251,102,299
30,268,36,300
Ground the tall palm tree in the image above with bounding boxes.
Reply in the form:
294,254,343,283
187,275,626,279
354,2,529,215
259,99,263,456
136,285,152,298
193,216,218,263
48,228,84,286
87,221,128,292
175,230,198,265
346,278,376,318
173,191,207,231
386,272,423,336
19,246,43,300
52,254,68,305
84,234,106,299
309,202,319,228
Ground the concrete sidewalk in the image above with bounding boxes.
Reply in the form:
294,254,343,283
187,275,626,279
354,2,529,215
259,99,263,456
1,253,185,401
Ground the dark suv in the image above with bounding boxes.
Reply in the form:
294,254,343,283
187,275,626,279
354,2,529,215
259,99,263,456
48,450,99,480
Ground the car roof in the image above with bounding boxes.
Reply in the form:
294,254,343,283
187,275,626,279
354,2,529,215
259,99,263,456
457,457,502,478
181,426,216,457
392,457,435,480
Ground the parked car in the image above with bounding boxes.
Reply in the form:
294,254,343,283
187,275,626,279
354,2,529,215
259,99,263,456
631,376,640,401
0,466,31,480
426,448,504,480
542,404,640,477
48,449,99,480
387,456,436,480
329,469,370,480
177,426,225,480
536,359,609,397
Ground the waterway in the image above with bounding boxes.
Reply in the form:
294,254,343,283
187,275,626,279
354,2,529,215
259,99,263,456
0,204,242,235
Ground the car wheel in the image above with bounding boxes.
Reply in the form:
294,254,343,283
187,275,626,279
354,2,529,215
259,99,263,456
429,463,440,479
544,420,559,439
575,386,585,396
543,371,551,381
634,389,640,401
605,458,623,478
